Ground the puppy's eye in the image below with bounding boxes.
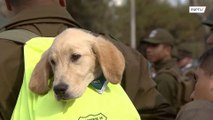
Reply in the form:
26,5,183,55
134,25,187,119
71,53,81,62
50,58,56,66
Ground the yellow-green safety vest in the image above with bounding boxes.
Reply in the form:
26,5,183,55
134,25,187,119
12,37,141,120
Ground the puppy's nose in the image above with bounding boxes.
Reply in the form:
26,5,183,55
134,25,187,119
53,83,68,95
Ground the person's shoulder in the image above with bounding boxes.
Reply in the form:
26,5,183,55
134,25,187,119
156,68,177,80
176,100,213,120
155,72,177,83
182,100,213,110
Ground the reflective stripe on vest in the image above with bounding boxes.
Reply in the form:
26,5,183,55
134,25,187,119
12,37,141,120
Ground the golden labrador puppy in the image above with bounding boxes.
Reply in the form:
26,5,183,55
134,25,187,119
29,28,125,100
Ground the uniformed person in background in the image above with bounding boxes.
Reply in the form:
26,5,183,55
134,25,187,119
176,44,197,104
176,48,213,120
175,9,213,120
202,9,213,46
0,0,176,120
177,44,198,80
143,28,182,114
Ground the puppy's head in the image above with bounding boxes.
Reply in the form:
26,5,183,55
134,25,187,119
29,28,125,100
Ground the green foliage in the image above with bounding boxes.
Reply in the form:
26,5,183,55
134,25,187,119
67,0,120,35
136,1,206,57
66,0,206,57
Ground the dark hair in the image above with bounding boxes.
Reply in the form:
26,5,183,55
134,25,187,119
9,0,21,6
198,48,213,75
9,0,29,7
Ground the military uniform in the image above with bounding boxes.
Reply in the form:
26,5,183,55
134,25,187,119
203,10,213,46
154,59,181,111
202,10,213,26
177,44,197,91
177,43,198,75
143,28,182,113
176,100,213,120
0,6,176,120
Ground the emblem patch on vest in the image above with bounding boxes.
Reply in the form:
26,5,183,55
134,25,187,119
78,113,107,120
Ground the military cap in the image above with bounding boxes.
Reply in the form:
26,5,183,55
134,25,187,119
143,28,175,46
177,44,193,60
203,9,213,26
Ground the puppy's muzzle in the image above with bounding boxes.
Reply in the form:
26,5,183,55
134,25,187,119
53,83,68,100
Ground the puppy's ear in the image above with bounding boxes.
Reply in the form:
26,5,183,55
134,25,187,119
92,36,125,84
29,50,52,95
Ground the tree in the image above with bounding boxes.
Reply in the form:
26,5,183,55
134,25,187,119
66,0,206,57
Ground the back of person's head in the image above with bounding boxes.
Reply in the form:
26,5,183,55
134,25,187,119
4,0,66,14
198,48,213,76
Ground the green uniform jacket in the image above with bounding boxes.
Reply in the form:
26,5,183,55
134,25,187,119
154,59,180,113
176,100,213,120
0,5,176,120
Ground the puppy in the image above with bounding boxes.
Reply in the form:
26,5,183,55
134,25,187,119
29,28,125,100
